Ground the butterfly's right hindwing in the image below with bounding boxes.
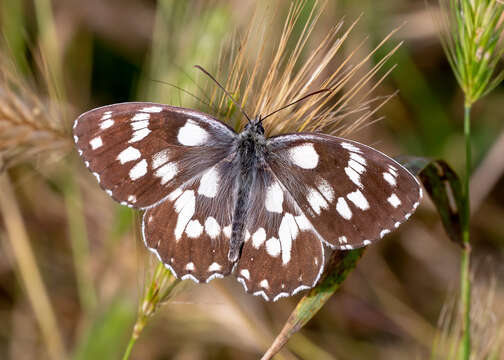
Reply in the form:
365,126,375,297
73,102,237,209
142,157,239,283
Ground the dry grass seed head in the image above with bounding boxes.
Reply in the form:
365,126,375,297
207,0,402,138
0,55,70,171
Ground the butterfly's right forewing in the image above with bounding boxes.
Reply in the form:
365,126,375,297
73,102,236,209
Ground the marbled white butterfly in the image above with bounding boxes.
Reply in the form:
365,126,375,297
73,71,422,302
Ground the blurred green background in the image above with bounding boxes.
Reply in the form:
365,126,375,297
0,0,503,359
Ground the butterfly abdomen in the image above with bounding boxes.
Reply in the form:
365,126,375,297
228,127,267,262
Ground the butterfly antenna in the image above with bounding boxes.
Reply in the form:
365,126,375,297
194,65,251,122
260,89,331,123
148,78,210,108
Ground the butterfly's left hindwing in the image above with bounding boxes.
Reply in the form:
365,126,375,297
73,102,236,209
235,167,324,301
265,134,422,250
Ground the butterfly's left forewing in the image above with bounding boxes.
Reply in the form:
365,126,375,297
265,133,422,250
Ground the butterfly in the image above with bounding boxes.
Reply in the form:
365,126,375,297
73,72,422,302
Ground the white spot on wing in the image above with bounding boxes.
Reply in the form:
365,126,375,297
341,142,362,153
345,166,362,188
141,106,163,113
186,219,203,238
348,159,366,174
307,188,329,214
260,279,269,289
383,172,397,187
129,128,151,143
117,146,141,164
174,190,196,240
338,236,348,244
278,213,297,265
177,119,208,146
336,197,352,219
131,113,150,122
252,227,266,249
198,166,219,198
129,159,148,180
168,188,182,202
294,214,311,231
240,269,250,280
265,237,281,257
363,240,371,245
128,195,137,203
100,119,114,129
131,119,149,130
387,193,401,208
152,149,170,169
288,143,319,169
204,217,221,239
185,262,195,271
350,152,367,165
223,225,231,239
265,181,284,213
155,162,178,185
89,136,103,150
316,178,335,203
208,262,222,272
346,189,370,210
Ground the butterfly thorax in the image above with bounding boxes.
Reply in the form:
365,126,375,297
228,119,267,262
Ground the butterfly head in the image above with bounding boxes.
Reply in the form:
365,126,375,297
242,115,265,136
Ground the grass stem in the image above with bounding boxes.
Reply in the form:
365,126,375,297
459,102,472,360
0,173,66,360
121,333,137,360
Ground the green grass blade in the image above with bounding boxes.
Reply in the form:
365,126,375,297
72,298,136,360
261,249,364,360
